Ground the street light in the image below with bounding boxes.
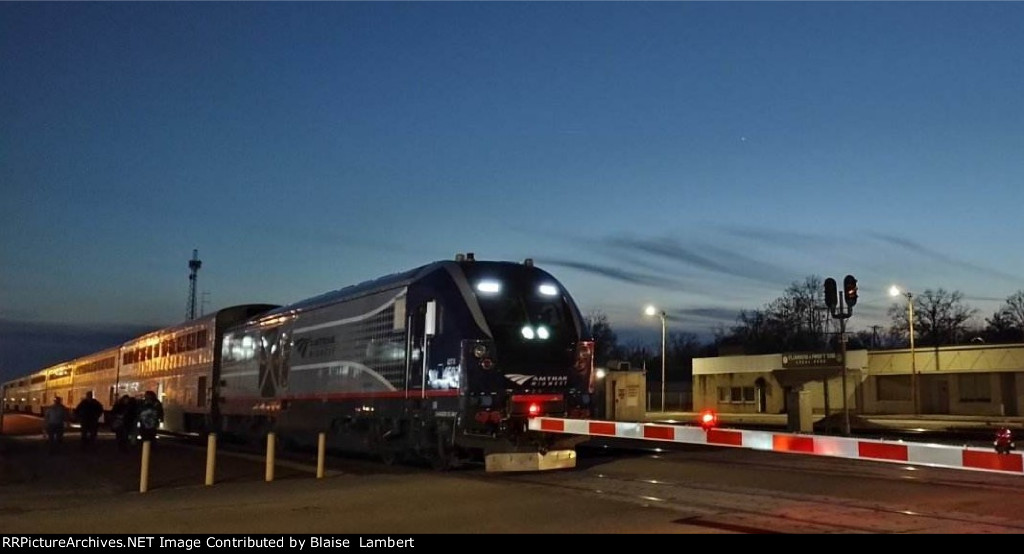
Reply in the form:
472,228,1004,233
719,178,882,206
889,285,917,415
644,305,667,413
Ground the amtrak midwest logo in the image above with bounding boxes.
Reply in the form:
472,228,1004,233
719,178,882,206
505,374,569,386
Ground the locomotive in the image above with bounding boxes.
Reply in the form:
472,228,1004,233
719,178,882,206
2,254,595,471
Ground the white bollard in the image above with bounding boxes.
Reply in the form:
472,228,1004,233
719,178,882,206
265,432,276,482
205,433,217,486
317,432,326,479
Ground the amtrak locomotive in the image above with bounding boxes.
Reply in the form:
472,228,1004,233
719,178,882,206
2,254,595,471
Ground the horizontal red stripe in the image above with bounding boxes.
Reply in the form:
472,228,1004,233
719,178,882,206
858,441,909,461
706,428,742,446
963,450,1024,473
511,394,563,403
227,389,459,403
589,421,617,436
643,425,675,441
773,434,815,453
539,418,565,432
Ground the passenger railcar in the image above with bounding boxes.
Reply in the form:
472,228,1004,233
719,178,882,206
115,304,278,434
218,254,594,470
44,362,74,410
68,346,121,411
25,367,51,415
2,378,27,412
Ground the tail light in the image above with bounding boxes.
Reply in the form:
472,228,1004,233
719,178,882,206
511,394,563,418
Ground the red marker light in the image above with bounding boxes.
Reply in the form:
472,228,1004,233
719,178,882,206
698,409,718,430
528,403,541,417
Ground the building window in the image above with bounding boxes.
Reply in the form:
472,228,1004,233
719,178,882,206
719,386,755,404
958,374,992,403
876,375,911,401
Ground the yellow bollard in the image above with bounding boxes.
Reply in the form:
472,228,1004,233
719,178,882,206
139,440,151,493
205,433,217,486
265,432,275,482
317,432,326,479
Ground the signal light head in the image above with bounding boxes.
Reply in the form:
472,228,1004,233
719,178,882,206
843,275,858,308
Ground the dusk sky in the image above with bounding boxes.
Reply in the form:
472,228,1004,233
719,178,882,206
3,2,1023,382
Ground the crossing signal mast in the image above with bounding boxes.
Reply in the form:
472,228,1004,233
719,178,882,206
824,274,857,437
187,249,202,320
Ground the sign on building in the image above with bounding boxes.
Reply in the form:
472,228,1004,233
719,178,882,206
781,352,843,369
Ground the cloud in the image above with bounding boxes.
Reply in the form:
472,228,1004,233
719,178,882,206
603,235,794,285
870,232,1020,284
534,259,686,289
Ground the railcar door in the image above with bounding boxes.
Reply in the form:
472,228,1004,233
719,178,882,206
405,300,438,398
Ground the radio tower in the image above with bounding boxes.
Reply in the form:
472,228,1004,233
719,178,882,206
187,249,202,320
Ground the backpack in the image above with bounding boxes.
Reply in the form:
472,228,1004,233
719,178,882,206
139,406,159,430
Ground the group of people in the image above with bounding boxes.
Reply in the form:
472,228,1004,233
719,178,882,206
43,390,164,453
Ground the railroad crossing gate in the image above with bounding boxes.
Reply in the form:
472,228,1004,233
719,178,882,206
529,416,1024,476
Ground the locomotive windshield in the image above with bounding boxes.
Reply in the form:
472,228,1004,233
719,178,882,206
464,264,581,372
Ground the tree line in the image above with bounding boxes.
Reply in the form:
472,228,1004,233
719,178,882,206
588,276,1024,383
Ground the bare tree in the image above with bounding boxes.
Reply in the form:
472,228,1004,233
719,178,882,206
889,288,977,347
666,331,703,381
1002,291,1024,330
720,275,831,353
585,310,619,366
983,291,1024,343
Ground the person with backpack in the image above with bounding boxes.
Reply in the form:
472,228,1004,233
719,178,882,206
137,390,164,444
110,394,139,451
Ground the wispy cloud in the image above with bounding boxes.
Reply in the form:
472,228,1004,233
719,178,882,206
603,236,793,285
535,259,685,289
870,233,1020,284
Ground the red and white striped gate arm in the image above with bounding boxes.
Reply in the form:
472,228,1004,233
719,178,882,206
529,416,1024,476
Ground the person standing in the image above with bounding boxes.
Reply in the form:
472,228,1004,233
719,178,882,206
74,391,104,449
110,394,138,451
43,397,69,454
137,390,164,444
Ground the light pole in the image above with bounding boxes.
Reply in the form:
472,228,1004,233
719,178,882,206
889,286,917,415
644,305,667,413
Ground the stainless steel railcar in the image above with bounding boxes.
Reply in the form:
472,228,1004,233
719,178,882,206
218,255,595,471
68,346,122,412
114,304,278,434
2,377,29,413
25,367,52,415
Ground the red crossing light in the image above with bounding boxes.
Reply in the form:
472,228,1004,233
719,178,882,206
698,409,718,431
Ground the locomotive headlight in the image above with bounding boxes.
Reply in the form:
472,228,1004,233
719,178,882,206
536,326,550,340
472,344,488,358
476,280,501,294
538,283,558,296
521,326,535,339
